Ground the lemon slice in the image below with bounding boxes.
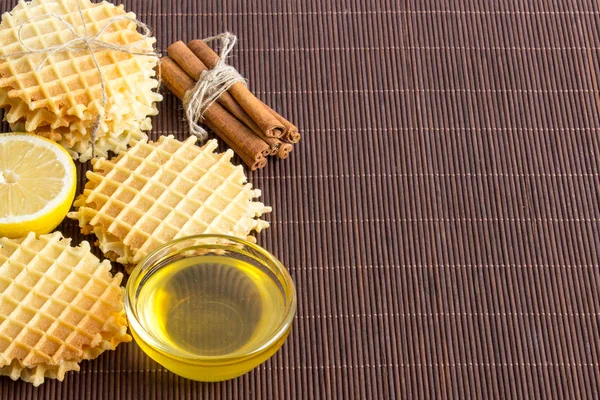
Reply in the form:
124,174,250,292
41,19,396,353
0,133,76,238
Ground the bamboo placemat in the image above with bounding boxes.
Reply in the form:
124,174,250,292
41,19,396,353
1,0,599,398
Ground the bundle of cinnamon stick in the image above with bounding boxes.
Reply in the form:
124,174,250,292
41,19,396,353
161,39,300,170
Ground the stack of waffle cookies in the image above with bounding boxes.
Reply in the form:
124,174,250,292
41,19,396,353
0,232,130,386
69,135,272,271
0,0,162,161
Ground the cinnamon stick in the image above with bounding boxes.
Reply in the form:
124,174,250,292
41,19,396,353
251,129,281,155
187,39,285,138
205,101,270,159
160,56,269,169
263,137,281,155
261,101,301,143
167,41,206,81
277,142,293,159
167,41,264,138
205,119,266,170
160,57,195,100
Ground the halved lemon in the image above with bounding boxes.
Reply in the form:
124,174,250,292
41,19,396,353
0,133,77,238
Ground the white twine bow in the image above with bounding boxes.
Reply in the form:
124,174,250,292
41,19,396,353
183,32,247,141
0,3,159,157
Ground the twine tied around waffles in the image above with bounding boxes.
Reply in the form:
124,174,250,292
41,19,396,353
0,3,159,159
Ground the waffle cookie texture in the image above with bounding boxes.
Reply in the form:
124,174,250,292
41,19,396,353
69,135,272,270
0,232,131,386
0,0,162,161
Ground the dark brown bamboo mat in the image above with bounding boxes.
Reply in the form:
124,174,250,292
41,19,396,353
1,0,600,398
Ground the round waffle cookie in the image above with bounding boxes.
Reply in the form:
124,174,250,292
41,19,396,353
69,135,272,270
0,232,131,386
0,0,162,161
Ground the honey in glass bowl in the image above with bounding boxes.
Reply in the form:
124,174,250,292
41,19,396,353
125,235,296,382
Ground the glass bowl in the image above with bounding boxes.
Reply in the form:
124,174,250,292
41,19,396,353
125,235,296,382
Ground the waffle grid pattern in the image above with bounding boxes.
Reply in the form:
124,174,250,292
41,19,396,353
0,232,129,386
70,136,271,265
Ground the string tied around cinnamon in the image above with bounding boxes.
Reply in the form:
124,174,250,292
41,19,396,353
0,3,159,157
182,32,247,141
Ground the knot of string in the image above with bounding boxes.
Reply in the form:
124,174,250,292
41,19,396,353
183,32,246,141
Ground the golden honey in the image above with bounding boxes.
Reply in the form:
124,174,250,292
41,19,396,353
126,235,296,382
